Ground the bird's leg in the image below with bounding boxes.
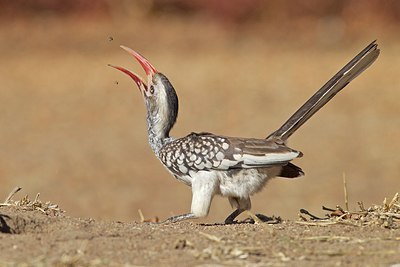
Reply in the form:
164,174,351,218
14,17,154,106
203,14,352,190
225,196,251,224
158,174,218,224
190,174,218,217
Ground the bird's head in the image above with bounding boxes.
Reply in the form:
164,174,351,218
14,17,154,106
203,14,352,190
109,46,178,141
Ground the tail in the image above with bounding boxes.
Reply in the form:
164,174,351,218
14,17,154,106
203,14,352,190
267,40,380,142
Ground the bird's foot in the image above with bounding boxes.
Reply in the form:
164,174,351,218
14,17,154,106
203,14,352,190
154,213,197,224
245,213,282,224
224,210,282,225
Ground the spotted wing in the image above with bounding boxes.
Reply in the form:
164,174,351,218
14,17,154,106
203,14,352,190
159,132,302,176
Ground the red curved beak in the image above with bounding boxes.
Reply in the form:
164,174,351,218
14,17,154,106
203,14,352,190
108,64,147,91
109,46,158,93
120,45,157,76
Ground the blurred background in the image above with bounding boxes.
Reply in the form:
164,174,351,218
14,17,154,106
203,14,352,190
0,0,399,223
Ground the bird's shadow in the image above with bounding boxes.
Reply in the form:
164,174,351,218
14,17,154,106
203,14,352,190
199,214,282,227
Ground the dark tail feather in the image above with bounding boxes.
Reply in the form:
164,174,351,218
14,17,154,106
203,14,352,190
279,163,304,178
267,40,380,142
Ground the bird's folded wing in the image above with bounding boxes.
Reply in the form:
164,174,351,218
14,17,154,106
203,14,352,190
225,137,302,168
159,133,302,175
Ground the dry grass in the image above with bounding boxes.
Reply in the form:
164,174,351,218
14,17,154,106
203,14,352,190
0,187,64,216
298,192,400,229
297,173,399,229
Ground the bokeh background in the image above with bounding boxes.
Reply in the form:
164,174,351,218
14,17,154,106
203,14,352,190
0,0,399,223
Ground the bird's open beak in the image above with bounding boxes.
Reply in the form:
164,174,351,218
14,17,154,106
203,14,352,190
108,46,158,94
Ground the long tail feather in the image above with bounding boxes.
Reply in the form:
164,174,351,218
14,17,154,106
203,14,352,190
267,40,380,141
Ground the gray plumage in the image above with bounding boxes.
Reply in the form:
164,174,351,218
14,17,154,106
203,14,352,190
159,132,302,177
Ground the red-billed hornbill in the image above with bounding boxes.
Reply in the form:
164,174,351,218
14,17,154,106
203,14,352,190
109,41,379,224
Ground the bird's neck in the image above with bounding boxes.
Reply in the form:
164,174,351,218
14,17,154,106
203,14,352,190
146,114,175,154
144,75,179,154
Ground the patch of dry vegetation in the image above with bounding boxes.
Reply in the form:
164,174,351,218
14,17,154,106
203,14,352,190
0,187,64,217
298,192,399,229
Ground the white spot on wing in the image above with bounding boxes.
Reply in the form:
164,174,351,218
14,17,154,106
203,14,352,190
216,151,225,160
233,154,241,161
204,160,212,169
222,143,229,150
195,162,205,169
179,165,188,173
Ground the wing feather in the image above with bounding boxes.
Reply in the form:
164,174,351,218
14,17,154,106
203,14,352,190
159,133,302,176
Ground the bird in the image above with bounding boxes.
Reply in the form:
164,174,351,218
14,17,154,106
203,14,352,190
109,41,379,224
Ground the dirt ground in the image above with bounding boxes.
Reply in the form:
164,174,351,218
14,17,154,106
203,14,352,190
0,2,400,266
1,201,399,267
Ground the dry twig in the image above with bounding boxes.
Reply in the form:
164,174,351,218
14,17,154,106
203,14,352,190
343,173,349,211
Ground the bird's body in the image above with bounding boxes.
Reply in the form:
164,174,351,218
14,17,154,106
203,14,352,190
158,132,301,184
155,132,301,218
110,41,380,223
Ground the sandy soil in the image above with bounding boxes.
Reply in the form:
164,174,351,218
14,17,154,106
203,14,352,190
1,204,399,266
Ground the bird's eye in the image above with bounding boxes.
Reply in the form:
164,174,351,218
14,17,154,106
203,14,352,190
149,85,155,94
